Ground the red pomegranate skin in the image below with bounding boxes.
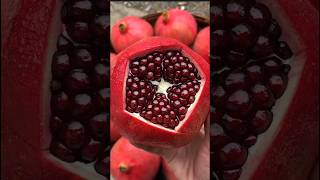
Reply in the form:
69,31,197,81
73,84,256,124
111,37,210,148
193,26,210,63
110,118,121,143
111,138,161,180
111,16,154,53
155,8,198,46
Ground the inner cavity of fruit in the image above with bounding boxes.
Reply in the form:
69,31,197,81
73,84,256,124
211,0,293,179
125,50,202,129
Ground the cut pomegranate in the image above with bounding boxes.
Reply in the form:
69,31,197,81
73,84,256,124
111,37,209,147
210,0,319,180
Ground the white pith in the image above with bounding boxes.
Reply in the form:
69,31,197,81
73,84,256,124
41,1,105,179
239,1,306,179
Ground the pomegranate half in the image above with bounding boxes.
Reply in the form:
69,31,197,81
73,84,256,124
111,37,210,148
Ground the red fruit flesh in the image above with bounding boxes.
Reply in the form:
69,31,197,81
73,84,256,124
111,37,209,148
111,138,161,180
111,16,154,53
193,26,210,63
155,9,198,46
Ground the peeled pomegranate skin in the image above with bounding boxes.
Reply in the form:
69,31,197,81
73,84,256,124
210,0,319,180
193,26,210,63
155,8,198,46
111,138,161,180
111,37,209,148
111,16,154,53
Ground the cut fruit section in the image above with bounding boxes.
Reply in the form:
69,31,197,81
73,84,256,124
111,37,210,148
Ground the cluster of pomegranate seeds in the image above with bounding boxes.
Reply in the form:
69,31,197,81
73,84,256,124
126,50,202,129
49,0,109,177
211,0,293,179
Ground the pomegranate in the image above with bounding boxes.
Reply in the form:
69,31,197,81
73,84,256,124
111,138,161,180
193,26,210,63
111,37,209,148
110,119,121,143
111,16,154,53
211,0,319,180
155,8,198,46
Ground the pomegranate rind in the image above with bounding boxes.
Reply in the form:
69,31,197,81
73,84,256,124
193,26,210,63
111,37,210,148
155,9,198,46
111,16,154,53
110,138,161,180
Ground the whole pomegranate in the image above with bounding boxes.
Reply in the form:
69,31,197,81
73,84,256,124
111,16,154,53
155,8,198,46
193,26,210,63
111,137,161,180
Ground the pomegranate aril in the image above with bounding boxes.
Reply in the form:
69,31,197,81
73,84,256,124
88,113,108,142
225,1,246,27
66,21,92,43
243,135,257,147
71,93,95,119
268,73,288,98
212,5,224,29
274,41,293,60
59,121,89,150
250,110,273,134
51,91,71,115
94,150,110,177
95,88,109,111
225,90,252,118
65,69,91,94
80,139,103,163
50,139,77,163
266,19,282,40
247,3,272,33
50,79,62,93
222,169,242,180
230,23,255,52
211,123,231,151
217,142,248,170
251,35,274,58
92,63,109,88
250,84,275,108
50,116,64,135
71,47,96,69
52,51,72,79
65,0,94,22
57,34,74,51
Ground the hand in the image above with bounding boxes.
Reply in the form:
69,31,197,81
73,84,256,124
133,117,210,180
